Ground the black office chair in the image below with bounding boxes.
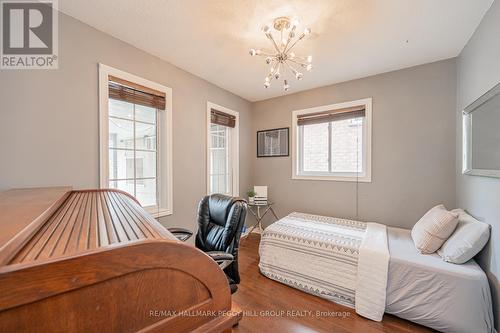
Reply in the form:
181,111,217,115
168,194,247,293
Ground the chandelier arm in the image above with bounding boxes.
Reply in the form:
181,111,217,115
284,37,292,53
284,61,299,75
288,58,309,67
282,32,292,53
292,55,308,60
284,40,299,54
268,59,278,75
275,61,281,76
280,29,283,51
267,34,282,54
284,33,306,54
283,62,292,78
281,31,291,53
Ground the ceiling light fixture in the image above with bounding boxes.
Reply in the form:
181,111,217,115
249,16,313,91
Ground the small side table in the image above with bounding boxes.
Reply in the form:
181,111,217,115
242,202,279,239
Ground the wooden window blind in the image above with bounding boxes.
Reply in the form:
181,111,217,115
210,109,236,128
297,105,365,126
108,75,166,110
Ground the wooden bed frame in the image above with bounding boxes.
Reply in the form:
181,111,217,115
0,187,242,332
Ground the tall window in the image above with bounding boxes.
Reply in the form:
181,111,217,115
207,103,239,196
99,65,172,217
292,99,372,182
108,99,158,207
210,123,231,194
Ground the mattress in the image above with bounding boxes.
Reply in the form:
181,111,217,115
386,227,494,333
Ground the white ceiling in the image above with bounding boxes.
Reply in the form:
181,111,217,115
59,0,493,102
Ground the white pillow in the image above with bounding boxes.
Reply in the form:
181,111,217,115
437,209,490,264
411,204,459,254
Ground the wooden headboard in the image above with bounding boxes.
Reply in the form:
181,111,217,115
0,187,241,333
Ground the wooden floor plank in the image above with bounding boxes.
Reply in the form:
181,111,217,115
233,234,435,333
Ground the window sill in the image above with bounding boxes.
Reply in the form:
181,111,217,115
145,208,173,218
293,174,372,182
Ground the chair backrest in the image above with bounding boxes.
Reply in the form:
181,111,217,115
195,194,247,252
195,194,247,283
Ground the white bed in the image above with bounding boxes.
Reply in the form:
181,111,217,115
259,213,495,333
386,227,494,333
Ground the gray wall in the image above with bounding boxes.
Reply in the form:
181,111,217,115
251,59,457,229
0,13,253,233
456,0,500,327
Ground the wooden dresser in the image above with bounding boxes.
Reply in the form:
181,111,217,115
0,187,241,333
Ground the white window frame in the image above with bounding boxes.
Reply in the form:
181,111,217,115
206,102,239,196
98,63,173,217
292,98,372,182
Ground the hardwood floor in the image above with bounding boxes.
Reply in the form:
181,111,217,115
232,233,434,333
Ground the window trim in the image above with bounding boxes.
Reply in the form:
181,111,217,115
291,98,372,182
98,63,173,217
206,102,239,196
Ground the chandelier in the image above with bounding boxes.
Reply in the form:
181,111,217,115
249,16,312,91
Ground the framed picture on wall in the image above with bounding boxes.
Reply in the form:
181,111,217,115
257,127,289,157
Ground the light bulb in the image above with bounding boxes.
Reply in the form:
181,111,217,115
264,75,271,88
304,28,311,36
291,18,300,29
306,64,312,71
306,55,312,63
289,52,295,59
284,80,290,91
274,72,280,80
295,72,303,80
262,25,270,33
249,49,257,56
289,31,295,39
265,57,272,64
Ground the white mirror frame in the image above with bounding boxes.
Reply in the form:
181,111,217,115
462,81,500,178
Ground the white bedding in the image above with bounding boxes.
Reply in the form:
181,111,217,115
259,213,495,332
386,227,494,333
259,212,389,321
355,222,390,321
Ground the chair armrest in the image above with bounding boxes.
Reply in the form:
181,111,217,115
206,251,234,261
206,251,234,270
167,227,193,242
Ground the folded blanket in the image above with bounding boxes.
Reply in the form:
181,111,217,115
355,222,389,321
259,212,389,321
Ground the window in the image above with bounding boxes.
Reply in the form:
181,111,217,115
292,98,372,182
210,124,231,194
99,64,172,217
207,102,239,196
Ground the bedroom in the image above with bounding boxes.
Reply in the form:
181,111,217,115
0,0,498,332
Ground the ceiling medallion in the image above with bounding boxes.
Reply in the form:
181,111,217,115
249,16,312,91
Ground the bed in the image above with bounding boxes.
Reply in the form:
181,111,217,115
259,212,494,333
386,227,494,333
